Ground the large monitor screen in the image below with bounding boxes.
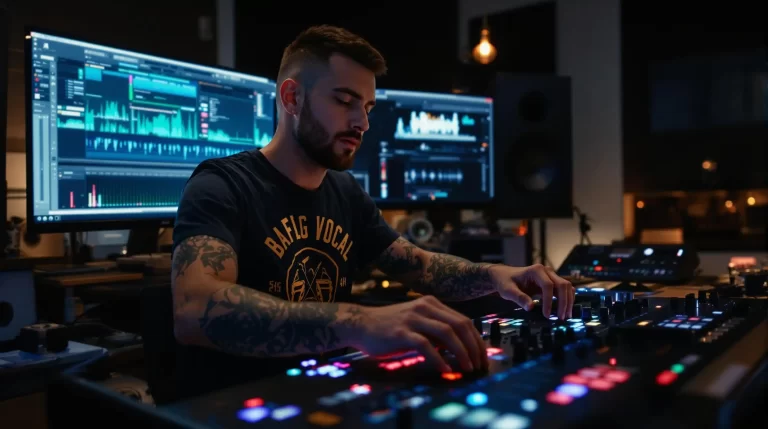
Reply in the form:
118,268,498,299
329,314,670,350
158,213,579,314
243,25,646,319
349,89,494,206
25,30,276,231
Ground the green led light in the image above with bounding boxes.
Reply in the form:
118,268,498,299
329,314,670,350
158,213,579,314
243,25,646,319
671,364,685,374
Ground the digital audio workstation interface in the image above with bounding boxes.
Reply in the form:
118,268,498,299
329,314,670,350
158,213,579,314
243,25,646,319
350,89,494,205
27,31,276,224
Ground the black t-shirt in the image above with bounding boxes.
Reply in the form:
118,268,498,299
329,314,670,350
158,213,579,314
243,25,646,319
171,149,399,399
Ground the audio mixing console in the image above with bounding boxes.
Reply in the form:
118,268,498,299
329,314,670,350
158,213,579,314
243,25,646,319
162,292,768,429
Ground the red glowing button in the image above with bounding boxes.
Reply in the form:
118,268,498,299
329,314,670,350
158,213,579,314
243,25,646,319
563,374,589,385
486,347,503,356
588,379,615,391
656,370,678,386
609,358,617,366
244,397,264,408
578,368,601,379
350,384,371,394
604,370,630,383
442,372,463,381
546,391,573,405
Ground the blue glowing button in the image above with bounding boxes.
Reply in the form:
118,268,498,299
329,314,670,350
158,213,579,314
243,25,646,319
430,402,467,422
466,392,488,407
329,369,347,378
459,408,499,427
286,368,301,376
489,413,531,429
520,399,538,412
271,405,300,421
557,383,588,398
237,407,269,423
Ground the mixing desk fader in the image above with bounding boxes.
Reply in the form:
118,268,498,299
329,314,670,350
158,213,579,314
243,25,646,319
162,294,767,429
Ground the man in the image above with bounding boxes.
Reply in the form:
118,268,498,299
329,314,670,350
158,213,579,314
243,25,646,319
171,25,574,397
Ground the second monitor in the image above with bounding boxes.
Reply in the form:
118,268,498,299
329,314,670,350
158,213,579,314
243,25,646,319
349,89,494,207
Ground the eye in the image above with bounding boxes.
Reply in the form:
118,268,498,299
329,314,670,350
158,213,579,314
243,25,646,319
335,98,351,106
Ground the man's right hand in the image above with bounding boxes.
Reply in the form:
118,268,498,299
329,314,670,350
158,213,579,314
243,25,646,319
344,296,488,373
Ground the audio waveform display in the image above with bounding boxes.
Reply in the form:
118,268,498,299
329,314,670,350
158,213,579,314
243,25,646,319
85,137,245,163
405,168,465,183
132,107,198,139
395,111,477,142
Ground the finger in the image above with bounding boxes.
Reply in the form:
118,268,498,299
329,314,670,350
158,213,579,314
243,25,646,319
497,281,534,311
546,267,574,319
419,298,485,371
475,326,489,370
405,332,452,373
570,284,576,319
411,316,474,372
530,265,555,318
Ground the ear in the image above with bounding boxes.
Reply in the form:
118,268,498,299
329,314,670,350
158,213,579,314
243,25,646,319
279,78,301,116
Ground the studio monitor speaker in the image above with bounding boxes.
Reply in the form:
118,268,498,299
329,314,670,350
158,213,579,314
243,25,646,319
493,73,573,219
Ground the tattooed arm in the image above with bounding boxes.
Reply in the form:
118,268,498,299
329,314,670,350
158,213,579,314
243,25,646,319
374,237,499,302
171,235,366,357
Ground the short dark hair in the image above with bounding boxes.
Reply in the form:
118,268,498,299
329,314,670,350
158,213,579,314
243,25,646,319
277,25,387,86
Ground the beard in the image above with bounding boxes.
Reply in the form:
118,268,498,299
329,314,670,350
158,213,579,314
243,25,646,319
294,97,360,171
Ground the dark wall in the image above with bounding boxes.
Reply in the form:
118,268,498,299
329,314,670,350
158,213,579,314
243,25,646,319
622,0,767,193
4,0,217,152
234,1,459,94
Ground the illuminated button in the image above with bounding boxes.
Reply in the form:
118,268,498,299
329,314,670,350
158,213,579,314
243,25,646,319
466,392,488,407
578,368,601,379
664,323,678,328
238,407,269,423
272,405,301,421
486,347,503,356
307,410,342,427
366,409,393,424
691,324,704,330
301,359,317,367
546,391,573,405
244,397,264,408
672,319,683,323
636,320,651,326
306,370,317,376
333,361,350,369
286,368,302,376
678,323,691,329
563,374,589,385
670,364,685,374
350,384,371,395
656,370,677,386
430,402,467,422
688,317,700,321
489,413,530,429
459,408,499,427
556,383,588,398
586,321,601,326
317,396,341,407
317,365,335,374
329,370,347,378
442,372,463,381
587,379,614,391
520,399,538,412
604,370,630,383
702,318,714,322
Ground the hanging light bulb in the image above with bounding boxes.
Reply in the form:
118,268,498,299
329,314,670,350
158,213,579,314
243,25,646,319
472,18,497,65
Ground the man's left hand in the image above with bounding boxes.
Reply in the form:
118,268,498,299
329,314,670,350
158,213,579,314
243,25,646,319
488,264,575,320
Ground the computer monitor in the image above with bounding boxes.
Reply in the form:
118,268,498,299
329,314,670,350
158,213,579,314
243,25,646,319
24,29,276,234
349,89,494,208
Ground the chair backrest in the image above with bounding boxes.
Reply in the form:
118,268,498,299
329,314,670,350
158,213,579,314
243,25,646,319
139,285,178,405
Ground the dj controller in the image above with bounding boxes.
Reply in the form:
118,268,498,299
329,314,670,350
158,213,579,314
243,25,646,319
162,291,768,429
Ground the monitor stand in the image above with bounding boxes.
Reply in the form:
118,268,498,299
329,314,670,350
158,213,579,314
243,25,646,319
125,226,161,256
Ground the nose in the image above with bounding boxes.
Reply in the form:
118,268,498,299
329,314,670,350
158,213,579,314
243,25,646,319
350,109,370,133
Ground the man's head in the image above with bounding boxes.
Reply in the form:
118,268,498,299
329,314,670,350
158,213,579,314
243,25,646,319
276,25,386,171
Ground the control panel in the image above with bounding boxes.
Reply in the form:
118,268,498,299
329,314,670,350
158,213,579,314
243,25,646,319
163,291,767,429
556,244,700,284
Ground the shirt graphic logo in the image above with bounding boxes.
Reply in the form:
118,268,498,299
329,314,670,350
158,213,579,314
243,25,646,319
286,247,339,303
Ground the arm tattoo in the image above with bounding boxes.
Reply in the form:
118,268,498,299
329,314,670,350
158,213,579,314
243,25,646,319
415,254,497,301
172,235,356,357
375,237,423,279
198,285,344,357
172,235,237,279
